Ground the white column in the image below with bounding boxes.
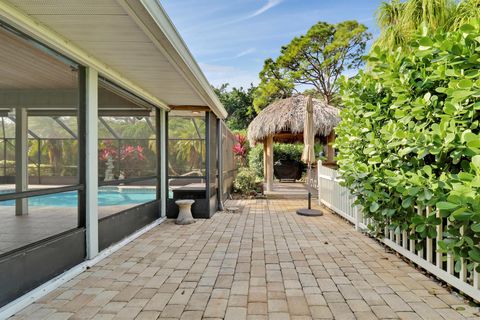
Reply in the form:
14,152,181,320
355,205,361,231
85,67,98,259
160,109,167,217
15,107,28,216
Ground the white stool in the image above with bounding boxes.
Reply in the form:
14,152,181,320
175,199,195,225
226,206,240,214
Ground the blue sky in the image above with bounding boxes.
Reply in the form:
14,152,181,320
162,0,383,89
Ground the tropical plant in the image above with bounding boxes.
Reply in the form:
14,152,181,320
120,145,145,162
105,116,153,139
452,0,480,30
232,133,248,166
253,20,371,110
233,168,258,195
119,144,146,177
376,0,410,48
98,140,117,162
375,0,480,49
336,22,480,272
98,140,148,178
168,116,206,176
28,139,78,176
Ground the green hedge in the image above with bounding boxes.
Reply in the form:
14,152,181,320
248,143,304,178
0,161,78,176
336,22,480,272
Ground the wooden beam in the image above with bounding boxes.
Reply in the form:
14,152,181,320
272,133,303,139
170,105,211,112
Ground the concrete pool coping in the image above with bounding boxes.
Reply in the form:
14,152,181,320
0,184,157,192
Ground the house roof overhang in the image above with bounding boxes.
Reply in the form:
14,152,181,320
0,0,227,119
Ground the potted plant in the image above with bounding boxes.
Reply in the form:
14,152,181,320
273,144,305,181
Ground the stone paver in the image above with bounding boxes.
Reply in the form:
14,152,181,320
9,199,479,319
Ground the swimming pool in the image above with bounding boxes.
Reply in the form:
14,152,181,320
0,188,156,207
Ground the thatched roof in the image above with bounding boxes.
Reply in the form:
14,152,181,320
247,95,340,144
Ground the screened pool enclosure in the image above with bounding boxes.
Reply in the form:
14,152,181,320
0,114,157,185
168,111,221,218
0,73,163,255
0,9,235,310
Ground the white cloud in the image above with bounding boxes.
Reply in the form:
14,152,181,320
187,0,284,32
249,0,283,18
234,48,256,58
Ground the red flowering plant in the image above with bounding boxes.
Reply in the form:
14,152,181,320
119,144,146,177
120,145,146,161
98,140,118,180
98,140,117,162
232,133,248,167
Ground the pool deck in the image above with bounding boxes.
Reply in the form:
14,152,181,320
9,199,479,320
0,204,144,255
0,184,158,254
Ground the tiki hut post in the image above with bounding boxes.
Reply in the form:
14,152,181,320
263,139,267,178
326,130,335,164
264,135,274,192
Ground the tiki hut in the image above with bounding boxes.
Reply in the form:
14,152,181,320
247,94,340,191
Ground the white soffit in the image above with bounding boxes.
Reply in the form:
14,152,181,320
1,0,227,118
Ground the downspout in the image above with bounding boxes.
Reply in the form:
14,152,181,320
217,119,224,211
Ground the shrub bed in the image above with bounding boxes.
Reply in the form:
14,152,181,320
233,168,259,195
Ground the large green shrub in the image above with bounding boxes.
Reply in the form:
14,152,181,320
233,168,258,195
336,22,480,272
248,145,264,177
248,143,304,177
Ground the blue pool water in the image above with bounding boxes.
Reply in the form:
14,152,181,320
0,189,156,207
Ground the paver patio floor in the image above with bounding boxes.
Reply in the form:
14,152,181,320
11,199,479,319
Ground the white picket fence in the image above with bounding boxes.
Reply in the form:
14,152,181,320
317,162,480,302
317,163,369,231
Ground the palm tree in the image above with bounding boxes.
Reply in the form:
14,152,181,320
451,0,480,30
168,117,206,176
403,0,455,31
375,0,407,48
374,0,477,49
